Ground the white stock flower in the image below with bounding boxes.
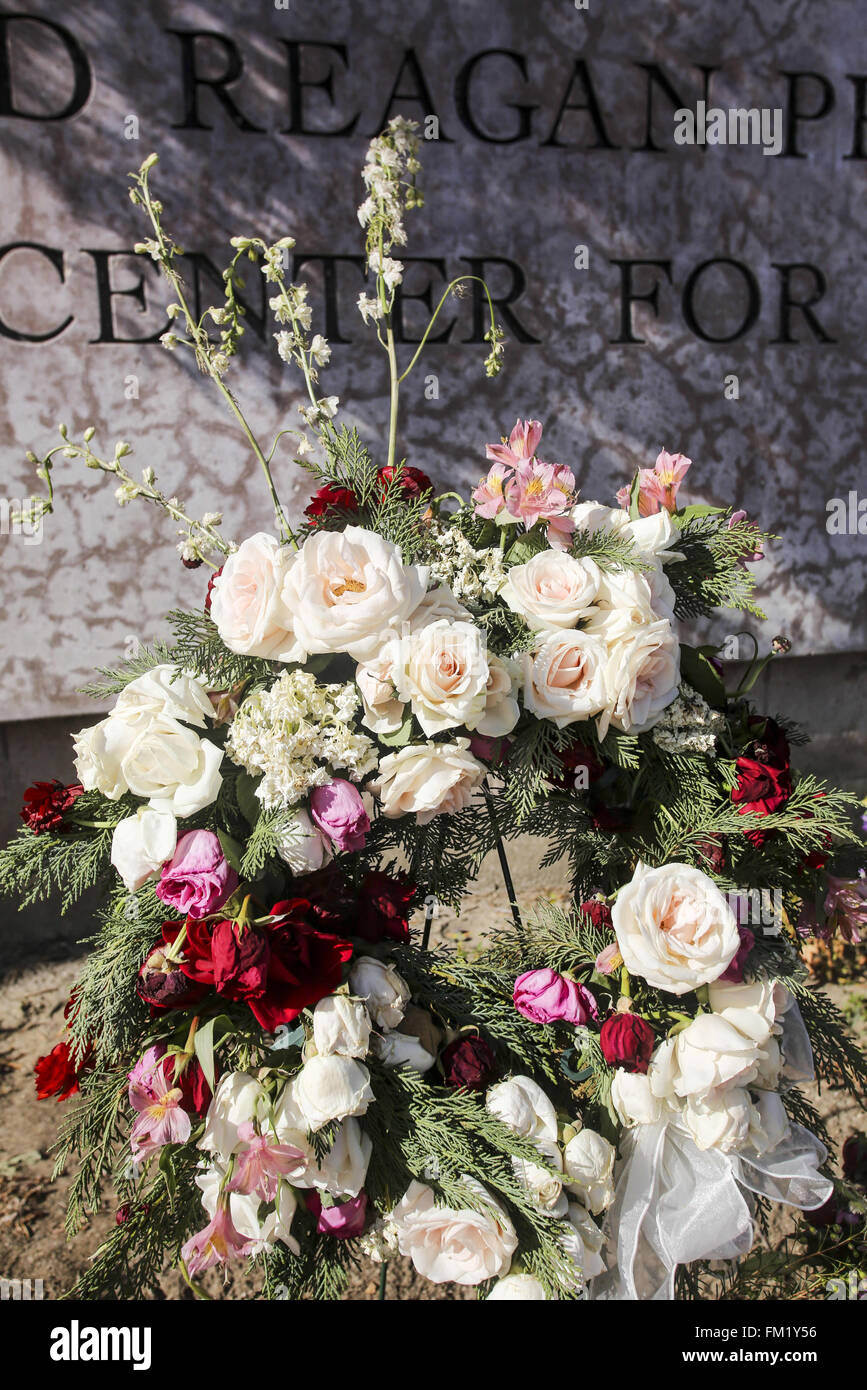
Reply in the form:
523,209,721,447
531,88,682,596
275,808,332,875
280,526,429,662
522,628,609,727
373,1030,437,1073
562,1129,616,1215
348,956,411,1029
612,861,739,995
391,1178,517,1285
312,995,372,1059
370,739,486,824
289,1055,374,1132
110,807,177,891
487,1272,547,1300
500,551,601,630
486,1075,558,1145
610,1069,664,1128
210,533,301,661
113,665,213,729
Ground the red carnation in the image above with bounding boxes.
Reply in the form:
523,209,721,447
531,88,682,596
304,483,359,524
355,871,417,943
600,1013,655,1074
205,565,223,613
441,1036,496,1091
20,780,84,834
34,1040,92,1101
377,465,432,499
578,898,613,932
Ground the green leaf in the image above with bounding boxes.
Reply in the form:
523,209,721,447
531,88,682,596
680,644,727,710
505,528,548,566
235,770,262,827
193,1014,233,1091
216,830,245,872
376,708,415,747
676,503,726,522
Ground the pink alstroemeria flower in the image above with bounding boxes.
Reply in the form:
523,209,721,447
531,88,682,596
824,872,867,945
472,460,513,520
228,1122,308,1201
506,459,576,528
181,1204,255,1276
485,417,543,468
617,450,691,516
128,1045,191,1161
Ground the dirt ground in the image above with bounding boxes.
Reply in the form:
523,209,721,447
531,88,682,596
0,838,864,1302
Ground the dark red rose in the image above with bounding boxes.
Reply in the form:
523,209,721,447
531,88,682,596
115,1201,151,1225
20,780,84,834
468,734,512,768
288,865,356,930
136,944,209,1012
745,715,790,768
578,898,613,932
600,1013,655,1074
696,836,727,875
159,1053,213,1116
549,741,605,792
304,483,360,524
355,871,416,943
842,1134,867,1185
441,1036,496,1091
591,803,633,833
377,465,432,499
719,925,755,984
210,920,271,999
34,1040,91,1101
732,757,792,821
804,1193,839,1228
205,565,223,613
250,900,354,1030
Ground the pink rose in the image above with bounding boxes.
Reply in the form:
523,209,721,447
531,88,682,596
307,1190,368,1239
309,779,370,853
513,968,598,1025
155,829,239,920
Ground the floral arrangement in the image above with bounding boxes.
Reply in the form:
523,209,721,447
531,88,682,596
5,118,866,1302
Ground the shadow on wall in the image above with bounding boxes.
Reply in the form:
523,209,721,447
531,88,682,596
0,650,864,972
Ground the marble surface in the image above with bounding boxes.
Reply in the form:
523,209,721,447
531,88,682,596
1,0,866,720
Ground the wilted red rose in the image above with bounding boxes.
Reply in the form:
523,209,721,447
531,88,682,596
745,715,790,768
136,944,209,1012
577,898,613,932
441,1036,496,1091
842,1134,867,1185
155,1052,213,1116
355,871,416,943
600,1013,655,1074
304,483,359,523
377,465,432,499
34,1040,92,1101
696,836,727,875
204,565,223,613
20,780,84,834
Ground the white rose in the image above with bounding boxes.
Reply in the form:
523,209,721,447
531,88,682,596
290,1055,374,1132
280,525,429,662
747,1091,791,1156
487,1272,547,1300
356,645,407,735
374,1030,436,1073
754,1036,784,1090
571,501,683,563
596,619,680,738
307,1117,372,1198
522,629,609,728
73,716,137,800
312,995,372,1059
561,1201,607,1284
197,1162,300,1255
648,1016,764,1100
110,807,177,891
610,1069,664,1128
113,665,213,729
612,861,739,995
392,1177,517,1285
512,1140,568,1216
708,978,778,1044
562,1129,616,1215
409,584,473,629
370,739,486,824
199,1073,269,1160
683,1087,753,1152
393,620,490,735
501,550,601,630
275,807,332,875
348,956,411,1029
119,713,224,817
210,533,301,661
486,1075,558,1145
585,568,658,636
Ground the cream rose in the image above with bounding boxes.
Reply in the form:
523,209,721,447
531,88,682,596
683,1087,753,1153
370,739,486,824
522,629,609,728
596,619,680,738
348,956,411,1030
560,1201,607,1283
501,550,601,630
75,711,223,817
110,807,177,892
114,665,214,729
487,1273,547,1300
486,1075,558,1145
648,1016,765,1100
355,645,407,735
612,861,739,995
512,1139,568,1216
393,620,490,734
289,1055,374,1132
610,1069,664,1128
312,995,372,1060
210,533,300,660
562,1129,616,1215
280,525,429,661
391,1177,517,1285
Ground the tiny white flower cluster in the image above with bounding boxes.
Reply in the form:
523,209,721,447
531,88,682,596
427,525,507,609
357,116,421,253
649,685,727,754
225,669,378,810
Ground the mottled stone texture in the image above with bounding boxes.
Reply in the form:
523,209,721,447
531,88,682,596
0,0,865,721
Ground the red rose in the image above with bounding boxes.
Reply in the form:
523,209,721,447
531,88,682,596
577,898,613,932
804,1193,839,1228
158,1053,212,1116
304,483,359,524
377,465,432,499
355,871,416,943
548,741,605,792
34,1040,91,1101
732,757,792,818
745,715,790,768
696,836,727,875
441,1036,496,1091
842,1134,867,1185
599,1013,655,1074
136,943,209,1012
20,780,84,834
205,565,223,613
210,920,271,999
